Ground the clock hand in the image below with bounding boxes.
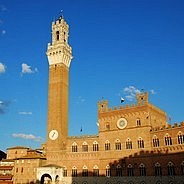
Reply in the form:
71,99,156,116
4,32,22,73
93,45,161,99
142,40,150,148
52,132,55,137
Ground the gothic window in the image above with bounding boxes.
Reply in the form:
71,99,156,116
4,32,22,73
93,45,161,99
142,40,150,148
153,135,160,147
93,165,99,176
72,142,78,152
116,164,122,176
72,166,77,177
115,139,121,150
136,118,141,126
165,134,172,146
106,165,111,177
139,163,146,176
82,166,88,177
127,164,134,176
138,137,144,148
63,167,67,177
106,123,110,130
181,161,184,175
56,31,59,41
105,140,110,151
168,162,175,176
82,142,88,152
178,131,184,144
93,141,99,151
126,138,132,149
155,162,162,176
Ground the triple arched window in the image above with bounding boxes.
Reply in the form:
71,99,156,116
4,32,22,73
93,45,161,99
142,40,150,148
139,163,146,176
155,162,162,176
126,138,132,149
165,133,172,146
115,139,121,150
105,140,111,151
178,131,184,144
153,135,159,147
138,137,144,148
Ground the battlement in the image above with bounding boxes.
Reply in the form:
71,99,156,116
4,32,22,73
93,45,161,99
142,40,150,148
69,135,99,140
150,121,184,132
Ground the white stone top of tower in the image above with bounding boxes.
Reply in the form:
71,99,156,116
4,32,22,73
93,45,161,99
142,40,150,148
46,16,73,68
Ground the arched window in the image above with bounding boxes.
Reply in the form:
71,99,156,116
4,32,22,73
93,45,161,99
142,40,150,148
82,142,88,152
93,165,99,176
106,165,111,177
63,166,67,177
72,142,78,152
116,164,122,176
138,137,144,148
93,141,99,151
82,165,88,177
139,163,146,176
181,161,184,175
165,134,172,146
56,31,59,41
167,162,175,176
126,138,132,149
72,166,77,177
115,139,121,150
155,162,162,176
153,135,160,147
105,140,110,151
136,118,141,126
127,164,134,176
105,123,110,130
178,131,184,144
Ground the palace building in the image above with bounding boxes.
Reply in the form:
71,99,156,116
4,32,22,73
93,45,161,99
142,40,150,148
0,16,184,184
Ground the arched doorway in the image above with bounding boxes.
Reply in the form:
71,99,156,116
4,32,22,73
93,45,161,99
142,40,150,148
40,174,52,184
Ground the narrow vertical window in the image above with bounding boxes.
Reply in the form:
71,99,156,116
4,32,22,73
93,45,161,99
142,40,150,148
72,142,78,152
106,165,111,177
126,138,132,149
153,135,159,147
178,132,184,144
127,164,134,176
93,141,99,151
116,165,122,176
82,166,88,177
138,137,144,148
93,165,99,176
56,31,59,41
168,162,175,176
165,134,172,146
105,140,110,151
115,139,121,150
181,161,184,175
139,163,146,176
72,167,77,177
155,163,162,176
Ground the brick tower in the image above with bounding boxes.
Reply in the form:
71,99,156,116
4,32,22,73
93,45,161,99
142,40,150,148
46,16,72,163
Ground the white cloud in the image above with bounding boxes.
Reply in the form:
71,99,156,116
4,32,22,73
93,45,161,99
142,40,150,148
12,133,42,142
150,89,156,95
18,112,32,115
0,5,7,11
21,63,38,75
1,30,6,35
76,96,86,104
0,62,6,73
123,86,141,101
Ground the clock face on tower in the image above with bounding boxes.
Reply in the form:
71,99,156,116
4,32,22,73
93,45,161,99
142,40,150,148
49,129,59,140
117,118,128,129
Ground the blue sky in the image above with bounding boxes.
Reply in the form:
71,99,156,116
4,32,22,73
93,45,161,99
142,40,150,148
0,0,184,152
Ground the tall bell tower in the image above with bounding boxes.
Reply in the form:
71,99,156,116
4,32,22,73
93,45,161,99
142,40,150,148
46,16,72,158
